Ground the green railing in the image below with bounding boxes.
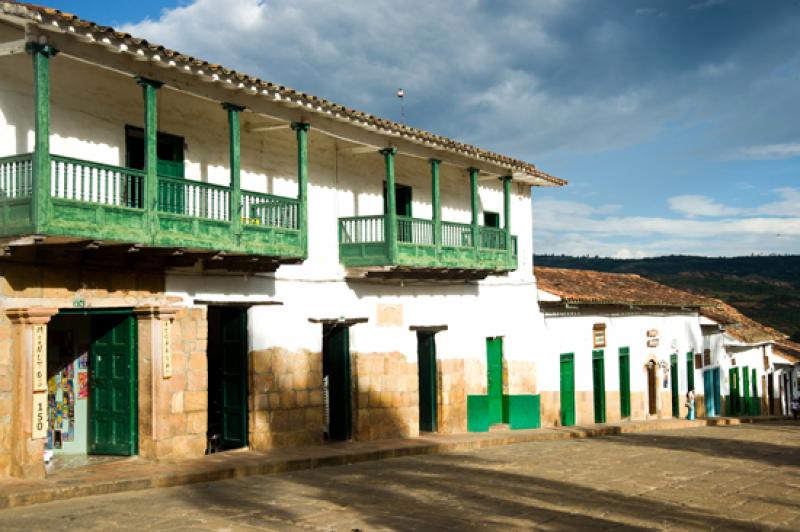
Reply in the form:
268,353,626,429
479,226,506,250
340,214,384,244
0,153,33,199
157,175,230,220
242,191,300,229
51,155,145,208
339,214,518,271
398,216,434,245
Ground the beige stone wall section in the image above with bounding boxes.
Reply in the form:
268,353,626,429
507,360,537,395
630,391,648,420
438,359,466,434
0,313,13,476
539,391,561,427
353,352,418,441
249,348,324,449
146,307,208,460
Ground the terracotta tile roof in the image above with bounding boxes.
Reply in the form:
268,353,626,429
773,339,800,364
695,297,785,345
535,266,787,345
0,2,566,187
534,267,707,308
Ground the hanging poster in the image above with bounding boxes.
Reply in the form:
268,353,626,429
78,351,89,369
78,372,88,399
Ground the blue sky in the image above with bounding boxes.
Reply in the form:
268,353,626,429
46,0,800,257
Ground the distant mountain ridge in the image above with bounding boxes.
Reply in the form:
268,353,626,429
533,255,800,341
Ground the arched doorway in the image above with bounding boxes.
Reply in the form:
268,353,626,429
646,360,658,415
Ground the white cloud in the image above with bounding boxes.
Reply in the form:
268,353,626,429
689,0,727,10
667,195,744,217
728,143,800,161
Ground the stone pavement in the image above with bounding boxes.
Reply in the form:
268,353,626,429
0,416,787,511
0,421,797,530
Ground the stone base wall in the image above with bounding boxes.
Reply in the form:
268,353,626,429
630,391,648,420
438,359,467,433
507,360,537,395
249,348,323,449
0,313,13,476
147,307,208,460
353,352,418,441
540,391,561,426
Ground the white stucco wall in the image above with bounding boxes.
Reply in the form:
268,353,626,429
539,309,703,396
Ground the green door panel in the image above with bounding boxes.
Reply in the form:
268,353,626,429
592,350,606,423
670,354,679,418
704,369,715,417
417,332,437,432
686,352,695,391
467,395,489,432
486,337,504,425
323,325,352,441
713,367,721,416
750,368,760,415
742,366,750,416
89,314,137,456
508,395,540,429
208,307,248,450
560,353,575,427
619,347,631,418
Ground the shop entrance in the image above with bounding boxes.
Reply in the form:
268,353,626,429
46,310,138,466
207,306,249,452
323,324,352,441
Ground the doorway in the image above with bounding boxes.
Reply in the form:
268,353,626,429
323,324,352,441
729,367,740,416
646,361,657,415
592,350,606,423
670,354,679,418
46,310,138,469
619,347,631,419
417,332,438,433
486,337,504,425
560,353,575,426
207,306,248,452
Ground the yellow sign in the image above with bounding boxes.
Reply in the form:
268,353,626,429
162,320,173,379
32,324,47,392
32,392,47,439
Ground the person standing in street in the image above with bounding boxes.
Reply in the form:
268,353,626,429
686,389,696,420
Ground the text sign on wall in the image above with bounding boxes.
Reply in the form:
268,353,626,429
162,320,173,379
32,392,47,439
32,324,47,392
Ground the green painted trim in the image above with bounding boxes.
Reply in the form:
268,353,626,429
592,349,606,423
501,175,512,257
381,148,398,264
430,159,441,248
223,103,244,239
29,44,56,229
469,167,479,256
508,394,540,429
686,351,695,391
291,122,310,258
467,395,490,432
137,77,161,237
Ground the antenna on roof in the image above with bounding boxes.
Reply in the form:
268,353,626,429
396,88,405,124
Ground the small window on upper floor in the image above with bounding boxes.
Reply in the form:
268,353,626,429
125,125,185,179
484,211,500,228
383,182,413,217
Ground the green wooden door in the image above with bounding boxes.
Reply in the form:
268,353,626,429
560,353,575,426
486,337,504,425
742,366,750,416
207,307,248,450
619,347,631,418
592,350,606,423
713,367,721,416
686,352,695,391
670,354,679,418
417,332,438,432
323,325,352,441
750,368,760,415
728,367,740,415
89,314,137,456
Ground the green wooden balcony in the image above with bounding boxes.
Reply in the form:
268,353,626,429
0,153,304,261
338,214,518,276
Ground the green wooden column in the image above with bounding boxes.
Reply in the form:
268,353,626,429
27,43,57,229
430,159,441,249
224,103,245,239
501,175,512,256
136,77,162,237
291,122,310,257
381,148,398,264
469,167,479,252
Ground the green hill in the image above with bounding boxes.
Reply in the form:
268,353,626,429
534,255,800,341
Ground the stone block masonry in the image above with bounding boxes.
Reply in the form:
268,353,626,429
353,352,419,441
249,347,324,449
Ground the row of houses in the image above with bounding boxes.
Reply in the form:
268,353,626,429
0,3,796,480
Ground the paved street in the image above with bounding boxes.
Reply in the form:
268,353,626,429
0,422,798,530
